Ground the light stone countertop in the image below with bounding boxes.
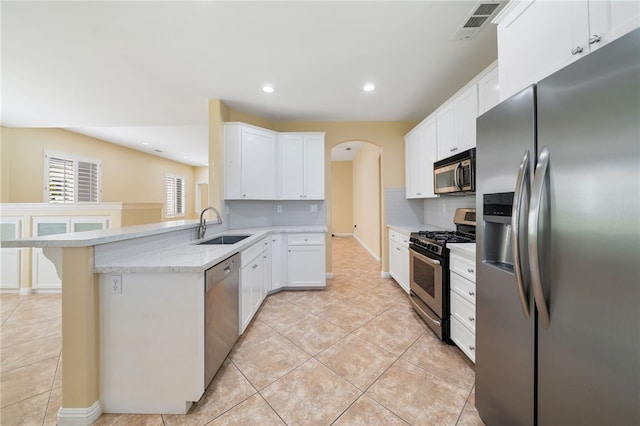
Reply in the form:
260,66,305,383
448,242,476,260
94,226,327,274
1,220,202,248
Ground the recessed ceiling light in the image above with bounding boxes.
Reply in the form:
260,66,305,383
363,83,375,92
183,156,189,159
262,85,274,93
142,142,149,146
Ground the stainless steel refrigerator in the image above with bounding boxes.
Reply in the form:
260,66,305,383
475,28,639,426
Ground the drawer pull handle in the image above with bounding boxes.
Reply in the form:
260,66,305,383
468,291,475,296
252,264,258,269
469,345,476,351
571,46,583,55
468,316,475,322
588,34,601,45
467,268,474,273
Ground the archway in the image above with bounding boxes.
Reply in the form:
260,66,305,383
329,140,383,275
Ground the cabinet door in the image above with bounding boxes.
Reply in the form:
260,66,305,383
241,127,277,199
1,219,22,290
399,244,410,294
279,134,305,199
436,103,456,160
287,245,325,288
497,0,589,100
588,0,640,52
261,239,271,296
270,234,283,291
240,256,263,334
389,239,400,281
223,124,242,199
303,135,325,199
478,65,500,116
419,117,438,198
404,128,422,198
455,85,478,153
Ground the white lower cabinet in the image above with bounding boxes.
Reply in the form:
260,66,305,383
388,229,410,294
449,245,476,363
287,233,325,288
270,234,285,291
240,238,267,334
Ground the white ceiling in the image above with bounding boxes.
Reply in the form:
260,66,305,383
1,1,499,167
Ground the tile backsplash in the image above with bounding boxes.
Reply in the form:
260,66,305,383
227,200,327,229
423,195,476,230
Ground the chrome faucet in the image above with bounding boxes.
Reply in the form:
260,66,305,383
199,206,223,239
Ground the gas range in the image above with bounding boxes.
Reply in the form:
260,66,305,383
409,230,475,256
409,208,476,256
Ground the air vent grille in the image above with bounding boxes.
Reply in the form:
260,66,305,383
450,1,505,40
464,16,489,28
473,3,500,16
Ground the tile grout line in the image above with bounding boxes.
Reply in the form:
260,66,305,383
41,350,62,426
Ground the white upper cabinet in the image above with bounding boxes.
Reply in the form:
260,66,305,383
436,84,478,160
496,0,640,100
279,133,325,200
224,123,277,200
478,64,500,115
405,117,437,199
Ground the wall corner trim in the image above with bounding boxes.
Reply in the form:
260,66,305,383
380,271,391,279
19,288,33,296
326,272,334,279
57,400,102,426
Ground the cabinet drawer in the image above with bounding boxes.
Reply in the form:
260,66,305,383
241,239,267,267
450,291,476,333
451,317,476,363
450,253,476,282
450,272,476,304
389,230,410,247
287,233,324,246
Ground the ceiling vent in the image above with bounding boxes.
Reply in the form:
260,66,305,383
450,1,506,41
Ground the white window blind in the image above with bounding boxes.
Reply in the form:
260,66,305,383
165,175,185,216
45,152,101,203
77,161,99,202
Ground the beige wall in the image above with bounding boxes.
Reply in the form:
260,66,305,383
330,161,354,235
352,144,381,258
0,127,198,219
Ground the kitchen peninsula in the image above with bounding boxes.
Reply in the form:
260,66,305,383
2,220,327,422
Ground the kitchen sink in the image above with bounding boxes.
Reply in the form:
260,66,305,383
198,235,251,245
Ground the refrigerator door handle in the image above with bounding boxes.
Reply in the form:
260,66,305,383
512,150,531,319
529,146,551,329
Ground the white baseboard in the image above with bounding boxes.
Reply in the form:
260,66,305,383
32,288,62,294
57,400,102,425
326,272,334,279
19,288,33,296
353,234,381,262
380,271,391,279
332,233,352,237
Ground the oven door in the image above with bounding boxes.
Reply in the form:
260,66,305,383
409,247,443,317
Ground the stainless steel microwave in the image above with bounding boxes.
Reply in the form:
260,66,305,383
433,148,476,194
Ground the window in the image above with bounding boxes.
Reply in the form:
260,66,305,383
45,152,101,203
165,174,185,217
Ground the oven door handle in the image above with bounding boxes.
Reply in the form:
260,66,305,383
512,150,531,320
411,248,441,266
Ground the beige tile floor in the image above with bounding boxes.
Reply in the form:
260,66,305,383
0,236,485,425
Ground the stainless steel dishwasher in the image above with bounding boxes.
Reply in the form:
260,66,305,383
205,253,240,387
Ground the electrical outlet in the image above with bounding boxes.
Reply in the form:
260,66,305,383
441,203,447,213
276,205,283,213
310,204,318,213
110,275,122,294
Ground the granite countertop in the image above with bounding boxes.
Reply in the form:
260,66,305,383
94,226,327,274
